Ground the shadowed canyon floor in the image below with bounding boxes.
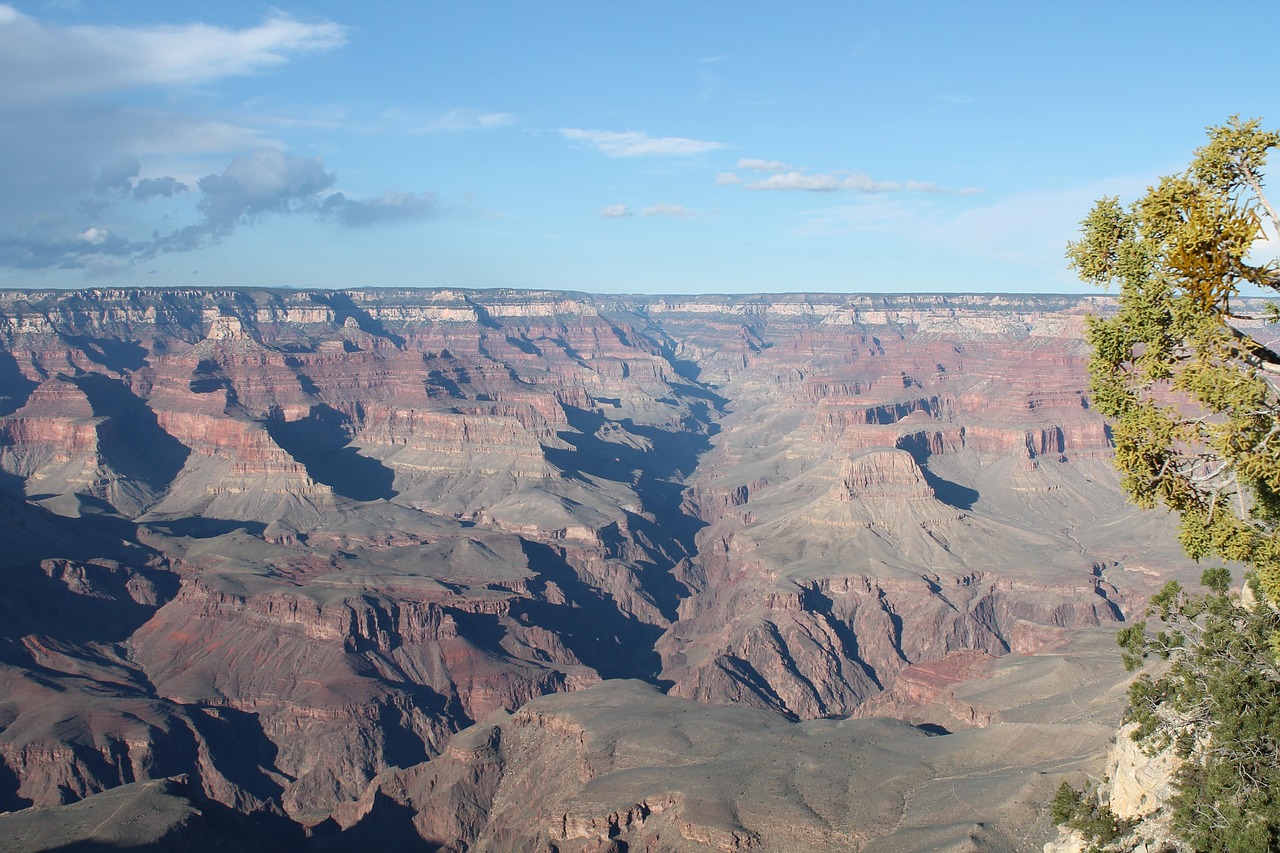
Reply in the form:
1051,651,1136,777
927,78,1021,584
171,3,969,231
0,288,1212,850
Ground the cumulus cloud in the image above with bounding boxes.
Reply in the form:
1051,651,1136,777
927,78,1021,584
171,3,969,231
134,176,187,200
600,204,632,218
715,172,743,186
641,203,699,218
560,128,728,157
0,6,347,103
415,108,515,133
322,191,437,227
92,155,188,201
197,149,334,230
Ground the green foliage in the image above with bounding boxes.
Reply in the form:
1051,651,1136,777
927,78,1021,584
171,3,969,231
1050,781,1126,850
1052,781,1084,824
1117,574,1280,852
1071,117,1280,851
1069,116,1280,602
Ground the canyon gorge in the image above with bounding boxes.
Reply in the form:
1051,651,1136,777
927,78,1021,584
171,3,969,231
0,287,1210,851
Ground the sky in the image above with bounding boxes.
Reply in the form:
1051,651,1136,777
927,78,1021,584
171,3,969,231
0,1,1277,295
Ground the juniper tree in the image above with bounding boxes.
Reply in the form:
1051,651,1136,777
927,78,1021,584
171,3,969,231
1068,117,1280,853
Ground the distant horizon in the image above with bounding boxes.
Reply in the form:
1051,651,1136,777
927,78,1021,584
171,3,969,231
0,283,1111,299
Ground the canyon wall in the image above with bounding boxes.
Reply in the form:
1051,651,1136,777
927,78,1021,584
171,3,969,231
0,287,1202,847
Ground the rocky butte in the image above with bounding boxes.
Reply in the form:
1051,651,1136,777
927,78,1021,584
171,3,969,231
0,287,1209,851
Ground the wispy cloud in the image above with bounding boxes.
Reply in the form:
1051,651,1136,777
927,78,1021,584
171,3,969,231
600,203,632,218
322,190,437,227
413,108,515,134
641,203,699,218
748,171,903,192
700,54,729,64
0,5,346,103
738,158,790,171
560,128,728,157
718,161,980,195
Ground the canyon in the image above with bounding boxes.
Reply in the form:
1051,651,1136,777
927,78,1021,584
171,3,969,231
0,287,1205,851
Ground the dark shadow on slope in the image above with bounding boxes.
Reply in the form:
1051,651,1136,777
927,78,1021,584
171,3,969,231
310,792,441,853
28,788,309,852
894,433,978,511
462,296,501,330
800,586,884,690
516,540,668,684
505,335,541,356
265,405,397,501
0,350,38,416
918,466,978,512
714,655,798,720
599,518,691,623
189,359,232,396
71,374,190,494
0,557,177,646
425,369,466,399
543,405,714,561
446,609,509,654
312,293,406,347
0,758,32,812
282,357,321,396
184,706,287,804
58,335,148,373
0,470,174,652
0,471,158,567
141,518,267,539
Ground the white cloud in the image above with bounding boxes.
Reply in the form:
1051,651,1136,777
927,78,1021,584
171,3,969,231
600,204,632,218
641,203,699,218
77,226,107,244
744,169,980,194
414,108,515,133
715,172,743,185
560,128,728,157
738,158,790,171
0,6,346,103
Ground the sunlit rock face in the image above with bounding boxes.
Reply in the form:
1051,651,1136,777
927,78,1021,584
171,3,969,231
0,287,1200,846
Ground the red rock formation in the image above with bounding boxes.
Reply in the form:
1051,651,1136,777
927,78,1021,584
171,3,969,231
0,288,1203,837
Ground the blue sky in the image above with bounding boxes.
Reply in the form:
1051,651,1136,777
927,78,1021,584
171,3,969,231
0,1,1276,294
